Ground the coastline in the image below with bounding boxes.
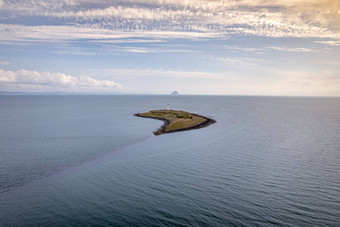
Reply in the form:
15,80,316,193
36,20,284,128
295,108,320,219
134,112,216,135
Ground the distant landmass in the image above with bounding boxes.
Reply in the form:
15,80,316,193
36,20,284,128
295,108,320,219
171,90,179,95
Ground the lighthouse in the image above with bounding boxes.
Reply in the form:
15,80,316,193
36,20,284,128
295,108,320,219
167,104,170,110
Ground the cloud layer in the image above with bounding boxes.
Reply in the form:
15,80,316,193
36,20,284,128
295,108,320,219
0,0,339,44
0,69,123,92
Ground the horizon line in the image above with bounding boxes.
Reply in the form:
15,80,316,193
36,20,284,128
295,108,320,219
0,91,339,98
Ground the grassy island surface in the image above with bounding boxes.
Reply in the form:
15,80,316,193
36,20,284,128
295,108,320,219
134,109,216,135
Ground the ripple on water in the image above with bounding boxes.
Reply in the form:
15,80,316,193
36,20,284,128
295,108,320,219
1,96,340,226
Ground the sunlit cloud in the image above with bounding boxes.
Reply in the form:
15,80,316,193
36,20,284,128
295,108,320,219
0,0,339,41
315,40,340,46
0,69,123,92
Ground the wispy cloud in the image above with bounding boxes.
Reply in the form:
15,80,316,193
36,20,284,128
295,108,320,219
0,69,123,92
266,46,317,52
209,45,318,54
204,56,260,66
88,39,166,44
121,47,192,53
100,68,221,79
0,24,221,44
51,44,193,56
315,40,340,46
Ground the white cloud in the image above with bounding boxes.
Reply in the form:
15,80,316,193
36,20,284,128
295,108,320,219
88,39,166,44
0,69,123,92
204,56,260,66
120,47,192,53
315,40,340,46
266,46,316,52
0,24,221,44
1,0,77,11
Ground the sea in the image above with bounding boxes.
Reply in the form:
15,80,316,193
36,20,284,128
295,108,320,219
0,95,339,226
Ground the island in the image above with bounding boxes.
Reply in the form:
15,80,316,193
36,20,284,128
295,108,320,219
134,109,216,135
171,90,179,95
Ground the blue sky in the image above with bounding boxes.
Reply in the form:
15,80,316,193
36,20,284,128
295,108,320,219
0,0,339,96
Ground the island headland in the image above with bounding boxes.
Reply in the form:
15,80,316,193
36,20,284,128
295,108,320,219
134,109,216,135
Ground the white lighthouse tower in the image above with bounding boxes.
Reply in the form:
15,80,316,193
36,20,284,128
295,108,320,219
166,104,170,110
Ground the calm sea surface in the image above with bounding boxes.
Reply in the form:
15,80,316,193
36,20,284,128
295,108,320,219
0,95,339,226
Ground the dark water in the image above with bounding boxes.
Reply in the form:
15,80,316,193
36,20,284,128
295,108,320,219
1,95,339,226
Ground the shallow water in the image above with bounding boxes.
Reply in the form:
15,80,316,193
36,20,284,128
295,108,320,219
1,95,339,226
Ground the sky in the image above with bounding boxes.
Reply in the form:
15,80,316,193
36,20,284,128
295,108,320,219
0,0,339,96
